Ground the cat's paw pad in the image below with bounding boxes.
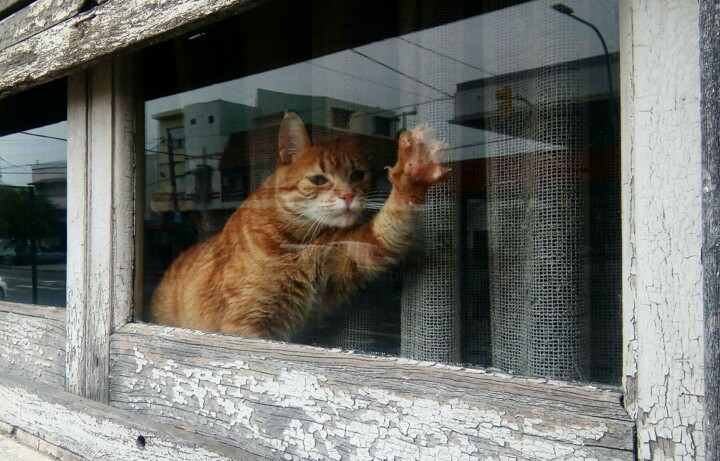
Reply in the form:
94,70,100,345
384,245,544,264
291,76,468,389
399,125,451,185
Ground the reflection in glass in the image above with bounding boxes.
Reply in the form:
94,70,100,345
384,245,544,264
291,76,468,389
0,81,67,308
142,0,621,384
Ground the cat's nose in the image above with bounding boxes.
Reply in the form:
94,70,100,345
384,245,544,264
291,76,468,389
341,194,355,206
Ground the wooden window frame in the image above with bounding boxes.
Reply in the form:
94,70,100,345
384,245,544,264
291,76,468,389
0,0,708,459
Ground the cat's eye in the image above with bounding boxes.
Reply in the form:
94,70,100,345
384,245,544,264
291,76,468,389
308,175,329,185
349,170,366,183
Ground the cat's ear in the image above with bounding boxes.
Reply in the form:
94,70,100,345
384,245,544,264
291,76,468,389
278,112,310,165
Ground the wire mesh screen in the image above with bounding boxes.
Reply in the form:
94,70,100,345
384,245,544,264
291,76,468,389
142,0,621,385
485,8,591,381
399,11,461,364
589,146,621,384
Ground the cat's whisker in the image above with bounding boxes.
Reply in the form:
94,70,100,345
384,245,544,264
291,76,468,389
300,210,327,246
363,200,385,207
152,112,449,342
298,214,319,245
365,192,390,199
303,218,322,245
363,206,384,212
281,211,315,233
308,217,326,244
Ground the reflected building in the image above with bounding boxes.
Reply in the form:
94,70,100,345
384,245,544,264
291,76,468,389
145,89,399,270
31,161,68,210
452,53,621,382
147,89,398,234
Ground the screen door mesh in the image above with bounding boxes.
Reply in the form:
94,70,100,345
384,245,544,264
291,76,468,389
398,12,461,364
485,7,591,381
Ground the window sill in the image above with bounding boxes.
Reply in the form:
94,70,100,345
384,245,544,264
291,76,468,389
0,302,65,389
110,322,634,460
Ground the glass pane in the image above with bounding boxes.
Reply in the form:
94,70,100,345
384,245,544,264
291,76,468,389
0,79,68,308
141,0,620,385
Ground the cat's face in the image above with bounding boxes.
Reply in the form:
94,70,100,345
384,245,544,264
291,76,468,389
275,113,372,229
282,143,371,228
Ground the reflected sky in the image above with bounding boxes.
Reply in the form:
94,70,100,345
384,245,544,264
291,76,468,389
0,122,67,187
0,0,618,184
146,0,618,161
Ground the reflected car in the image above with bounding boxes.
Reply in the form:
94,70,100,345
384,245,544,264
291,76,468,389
0,275,6,300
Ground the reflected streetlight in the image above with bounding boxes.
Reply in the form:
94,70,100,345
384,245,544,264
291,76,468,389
551,3,614,95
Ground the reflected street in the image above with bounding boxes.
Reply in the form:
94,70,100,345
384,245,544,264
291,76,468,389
0,265,66,307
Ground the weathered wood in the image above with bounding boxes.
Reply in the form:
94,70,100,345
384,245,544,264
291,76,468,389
66,68,90,398
110,323,634,461
112,54,138,330
618,0,637,427
700,1,720,459
66,58,137,404
0,0,84,53
621,0,706,459
0,420,82,461
84,58,114,403
0,372,250,460
0,303,65,390
0,0,31,18
0,0,266,98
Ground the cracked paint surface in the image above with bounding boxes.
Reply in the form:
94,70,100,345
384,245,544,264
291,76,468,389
623,1,705,459
0,310,65,389
116,344,627,460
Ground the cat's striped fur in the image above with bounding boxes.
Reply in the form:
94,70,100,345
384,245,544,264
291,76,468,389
151,112,449,340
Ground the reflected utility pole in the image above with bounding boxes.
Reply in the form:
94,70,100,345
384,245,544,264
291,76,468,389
166,128,180,216
166,129,183,260
28,185,38,304
2,184,39,303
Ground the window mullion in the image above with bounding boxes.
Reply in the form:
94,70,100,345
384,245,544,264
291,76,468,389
65,57,136,403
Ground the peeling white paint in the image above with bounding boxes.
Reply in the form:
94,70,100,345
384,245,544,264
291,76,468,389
622,1,706,459
122,348,628,460
133,347,148,373
0,309,65,389
0,376,239,460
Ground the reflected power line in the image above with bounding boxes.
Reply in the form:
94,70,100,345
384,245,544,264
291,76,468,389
350,49,454,99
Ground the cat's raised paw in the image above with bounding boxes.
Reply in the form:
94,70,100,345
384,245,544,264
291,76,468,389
399,124,451,185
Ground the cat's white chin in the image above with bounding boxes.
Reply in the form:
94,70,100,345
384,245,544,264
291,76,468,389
323,211,360,228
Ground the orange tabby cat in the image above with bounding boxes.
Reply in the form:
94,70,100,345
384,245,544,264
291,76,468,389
151,112,449,340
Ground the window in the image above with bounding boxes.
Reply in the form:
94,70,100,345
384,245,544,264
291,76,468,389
167,126,185,149
140,0,621,385
0,79,67,308
373,115,394,137
331,107,354,129
1,1,711,459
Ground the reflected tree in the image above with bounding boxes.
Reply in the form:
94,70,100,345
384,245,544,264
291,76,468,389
0,185,61,252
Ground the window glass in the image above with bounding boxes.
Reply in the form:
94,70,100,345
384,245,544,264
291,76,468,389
0,79,68,307
141,0,621,385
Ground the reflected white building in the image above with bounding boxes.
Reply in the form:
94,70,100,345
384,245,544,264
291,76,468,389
146,89,398,218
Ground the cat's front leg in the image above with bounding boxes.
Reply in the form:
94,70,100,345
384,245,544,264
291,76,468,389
327,124,451,291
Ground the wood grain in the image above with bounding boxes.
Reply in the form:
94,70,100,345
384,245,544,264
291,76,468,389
0,303,65,390
0,0,84,53
65,58,137,404
65,67,89,398
110,323,634,460
0,0,31,19
0,372,249,460
0,0,265,98
700,0,720,458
